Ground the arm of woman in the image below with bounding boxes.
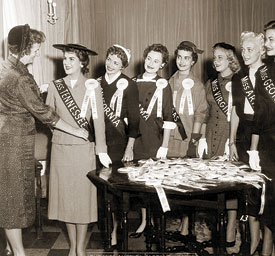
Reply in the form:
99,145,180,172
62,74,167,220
229,106,239,161
123,79,140,161
92,84,111,167
17,76,87,140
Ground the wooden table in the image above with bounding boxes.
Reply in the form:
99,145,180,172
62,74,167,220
87,161,256,255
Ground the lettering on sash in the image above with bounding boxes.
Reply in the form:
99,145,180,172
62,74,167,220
172,107,187,140
139,103,150,121
53,79,94,141
240,75,255,110
259,65,275,103
98,78,126,135
211,79,229,118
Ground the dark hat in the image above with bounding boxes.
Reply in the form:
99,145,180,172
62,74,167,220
179,41,204,54
53,43,97,55
264,20,275,31
8,24,30,53
213,42,236,52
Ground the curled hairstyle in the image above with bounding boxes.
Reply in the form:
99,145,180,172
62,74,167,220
240,31,266,59
143,43,169,66
9,28,45,57
64,47,90,74
106,46,129,68
213,42,240,74
175,44,198,65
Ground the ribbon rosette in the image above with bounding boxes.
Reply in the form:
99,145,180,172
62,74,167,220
225,82,232,122
179,78,194,115
110,78,128,117
80,79,99,119
146,78,168,117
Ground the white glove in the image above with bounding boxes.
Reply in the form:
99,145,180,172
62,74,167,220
197,138,208,158
247,150,261,171
224,138,230,160
156,147,168,159
98,153,112,168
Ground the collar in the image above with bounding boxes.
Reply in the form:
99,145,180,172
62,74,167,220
8,55,29,74
105,71,121,84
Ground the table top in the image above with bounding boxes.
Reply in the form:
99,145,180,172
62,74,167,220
87,158,264,197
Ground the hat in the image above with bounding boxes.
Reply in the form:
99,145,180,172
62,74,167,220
53,43,97,55
8,24,30,54
113,44,131,62
213,42,236,52
179,41,204,54
264,20,275,31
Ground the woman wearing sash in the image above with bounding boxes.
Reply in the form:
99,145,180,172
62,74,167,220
229,32,272,255
46,44,111,256
0,26,88,256
129,44,175,238
200,42,241,251
167,41,207,241
246,21,275,255
98,45,140,247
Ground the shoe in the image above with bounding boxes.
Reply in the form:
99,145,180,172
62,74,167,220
129,231,144,238
167,231,196,243
226,240,236,247
4,249,13,256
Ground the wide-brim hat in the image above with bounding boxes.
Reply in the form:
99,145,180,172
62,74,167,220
53,43,97,55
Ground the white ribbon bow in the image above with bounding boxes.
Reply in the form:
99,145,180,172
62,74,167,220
80,79,99,119
110,78,128,117
225,82,232,122
179,78,194,115
146,78,168,117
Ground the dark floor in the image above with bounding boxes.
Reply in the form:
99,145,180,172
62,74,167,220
0,199,245,256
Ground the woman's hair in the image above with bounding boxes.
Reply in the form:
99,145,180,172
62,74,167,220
106,45,129,68
264,20,275,31
64,47,90,74
175,43,198,65
9,27,45,56
240,31,265,59
143,43,169,66
213,42,240,74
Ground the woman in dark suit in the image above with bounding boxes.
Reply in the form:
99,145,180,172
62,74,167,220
0,25,88,256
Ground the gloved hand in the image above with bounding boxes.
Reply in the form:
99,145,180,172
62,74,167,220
98,153,112,168
224,138,230,160
247,150,261,171
197,138,208,158
156,147,168,159
186,133,202,158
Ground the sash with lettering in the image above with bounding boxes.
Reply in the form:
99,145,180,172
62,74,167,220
97,77,126,136
240,75,256,110
53,78,95,142
171,107,187,140
210,78,229,117
259,65,275,104
133,76,163,134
